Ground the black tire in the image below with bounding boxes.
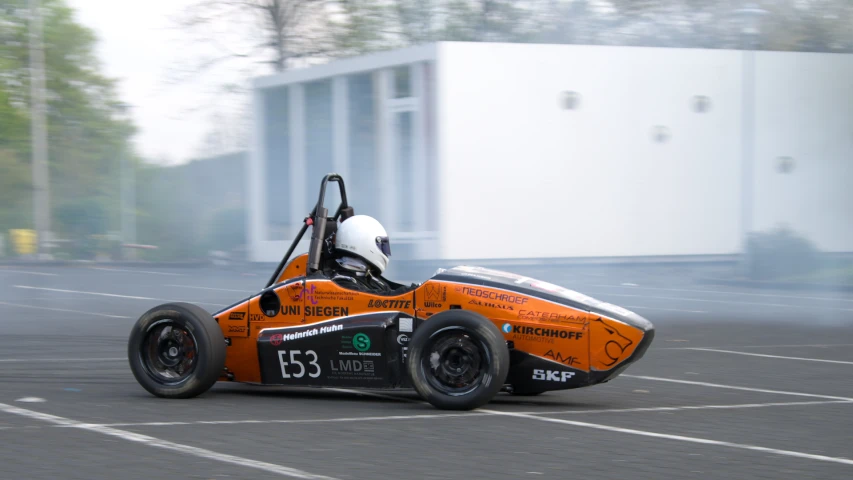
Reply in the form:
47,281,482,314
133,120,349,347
128,302,226,399
407,310,510,410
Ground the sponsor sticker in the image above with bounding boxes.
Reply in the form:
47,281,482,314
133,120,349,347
352,333,371,352
367,299,411,309
305,306,349,317
269,324,343,344
533,369,575,382
544,349,581,366
462,287,527,305
328,359,377,378
500,323,584,343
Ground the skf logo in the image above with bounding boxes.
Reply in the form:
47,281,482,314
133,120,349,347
229,312,245,320
532,369,575,382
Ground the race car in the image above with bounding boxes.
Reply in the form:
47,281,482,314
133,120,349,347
127,174,655,410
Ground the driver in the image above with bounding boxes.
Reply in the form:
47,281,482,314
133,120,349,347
326,215,396,293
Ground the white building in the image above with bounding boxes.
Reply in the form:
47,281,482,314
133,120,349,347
248,42,853,263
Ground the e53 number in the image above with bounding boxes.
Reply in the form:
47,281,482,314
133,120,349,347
277,350,321,379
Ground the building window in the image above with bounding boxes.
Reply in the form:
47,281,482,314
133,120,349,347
347,73,378,218
263,86,290,238
394,111,414,231
393,66,411,98
304,79,337,210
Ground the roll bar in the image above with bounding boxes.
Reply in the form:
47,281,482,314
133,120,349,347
265,174,352,288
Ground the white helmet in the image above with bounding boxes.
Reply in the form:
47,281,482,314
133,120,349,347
334,215,391,274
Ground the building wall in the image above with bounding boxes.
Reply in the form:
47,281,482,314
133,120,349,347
437,42,853,260
249,45,439,263
752,52,853,252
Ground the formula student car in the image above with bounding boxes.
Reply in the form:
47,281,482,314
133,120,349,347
127,174,655,410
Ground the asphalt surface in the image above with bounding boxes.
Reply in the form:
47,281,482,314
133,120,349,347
1,263,852,480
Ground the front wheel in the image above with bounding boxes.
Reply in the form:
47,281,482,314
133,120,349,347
407,310,510,410
128,302,226,399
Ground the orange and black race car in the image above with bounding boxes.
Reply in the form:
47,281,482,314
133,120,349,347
128,174,655,410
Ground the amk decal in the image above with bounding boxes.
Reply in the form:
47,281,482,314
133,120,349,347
352,333,371,352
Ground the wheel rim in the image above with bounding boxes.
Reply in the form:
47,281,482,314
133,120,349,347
422,327,490,396
139,318,198,385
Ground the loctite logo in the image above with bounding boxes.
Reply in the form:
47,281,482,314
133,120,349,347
501,323,583,340
367,299,411,309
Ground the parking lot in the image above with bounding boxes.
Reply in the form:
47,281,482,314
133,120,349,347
1,264,852,479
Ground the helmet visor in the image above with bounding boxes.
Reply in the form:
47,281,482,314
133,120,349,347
375,236,391,257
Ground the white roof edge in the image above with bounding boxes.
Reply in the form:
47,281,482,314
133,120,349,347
253,43,440,90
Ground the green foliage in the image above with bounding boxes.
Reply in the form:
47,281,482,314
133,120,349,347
0,149,32,231
331,0,539,53
0,0,136,241
331,0,853,53
743,226,820,281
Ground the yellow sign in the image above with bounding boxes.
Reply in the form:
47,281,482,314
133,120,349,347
9,229,36,255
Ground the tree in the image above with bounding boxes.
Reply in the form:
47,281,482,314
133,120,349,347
0,0,136,241
600,0,853,52
174,0,332,76
329,0,546,53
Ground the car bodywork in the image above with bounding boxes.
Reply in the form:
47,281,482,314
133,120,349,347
212,253,655,394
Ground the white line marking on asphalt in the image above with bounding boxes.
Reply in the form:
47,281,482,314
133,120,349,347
0,269,59,276
657,343,853,350
531,400,853,416
89,267,187,276
623,375,853,401
662,343,853,350
86,400,853,429
14,285,155,300
0,301,132,319
0,402,336,479
480,409,853,466
326,388,421,403
164,284,255,293
0,357,125,363
12,285,226,307
622,305,707,314
588,284,853,303
585,291,853,312
15,397,46,403
94,413,485,428
683,348,853,365
621,283,638,286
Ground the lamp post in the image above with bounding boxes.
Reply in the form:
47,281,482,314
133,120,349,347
734,3,767,266
28,0,51,259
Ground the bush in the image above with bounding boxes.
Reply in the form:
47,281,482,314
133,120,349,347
743,226,820,281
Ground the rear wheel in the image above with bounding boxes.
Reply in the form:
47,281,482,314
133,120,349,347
128,302,225,399
408,310,509,410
